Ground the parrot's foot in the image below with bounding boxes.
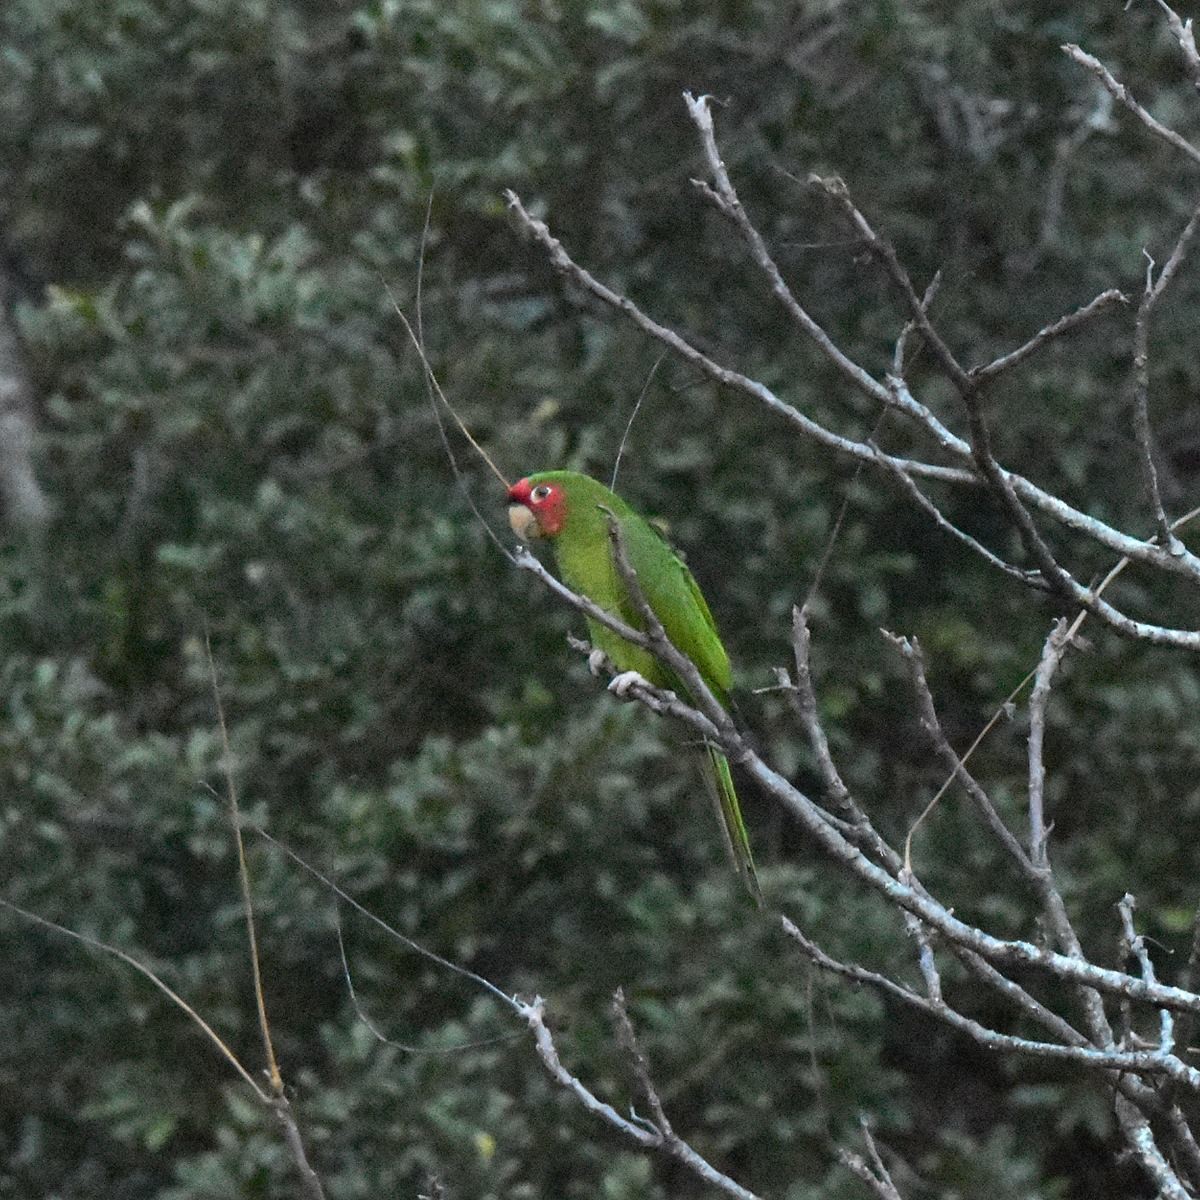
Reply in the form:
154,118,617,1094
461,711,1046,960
587,649,609,678
608,670,650,698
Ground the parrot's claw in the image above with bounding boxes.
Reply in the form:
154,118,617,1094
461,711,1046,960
587,649,609,677
608,670,649,698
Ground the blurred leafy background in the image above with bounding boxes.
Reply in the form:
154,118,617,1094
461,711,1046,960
2,1,1200,1196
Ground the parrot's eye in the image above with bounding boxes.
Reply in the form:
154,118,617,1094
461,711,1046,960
531,485,552,501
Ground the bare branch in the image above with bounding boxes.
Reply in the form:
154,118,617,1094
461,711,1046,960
901,908,943,1003
610,988,674,1136
947,945,1088,1049
774,621,911,876
807,172,972,392
801,163,1200,626
260,830,760,1194
521,995,762,1200
520,994,660,1149
751,745,1200,1013
516,549,1200,1015
1063,44,1200,168
611,353,664,491
1114,1094,1194,1200
782,621,1126,1061
1132,200,1200,551
684,93,897,408
1027,620,1071,871
255,828,523,1012
958,384,1085,606
836,1119,905,1200
889,632,1037,877
506,184,1200,588
958,390,1200,651
893,269,942,378
271,1102,327,1200
870,444,1049,590
973,288,1128,382
4,831,331,1200
1163,1108,1200,1195
789,606,868,826
779,915,1200,1087
503,188,970,487
1154,0,1200,89
333,912,520,1057
892,625,1118,1045
1119,894,1174,1056
860,1122,904,1200
0,897,269,1099
206,631,283,1095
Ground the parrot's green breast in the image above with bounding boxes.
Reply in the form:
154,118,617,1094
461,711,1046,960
528,471,731,697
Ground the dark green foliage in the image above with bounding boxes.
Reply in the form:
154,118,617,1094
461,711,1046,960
3,1,1200,1196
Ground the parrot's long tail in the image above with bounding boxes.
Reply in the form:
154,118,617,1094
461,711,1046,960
706,746,763,908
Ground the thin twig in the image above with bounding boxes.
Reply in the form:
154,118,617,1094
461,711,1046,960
905,502,1200,864
1153,0,1200,89
1027,620,1071,870
803,164,1200,635
1119,894,1175,1055
889,633,1035,878
788,608,863,824
333,910,521,1056
893,270,942,377
892,622,1115,1045
800,407,891,616
522,995,762,1200
1133,252,1173,548
1132,199,1200,551
206,633,328,1200
1114,1093,1193,1200
972,288,1127,382
612,354,665,491
806,172,971,392
258,831,762,1193
870,443,1049,590
836,1117,905,1200
254,828,521,1011
386,290,515,562
779,914,1200,1087
684,92,899,407
205,628,282,1094
505,187,970,486
519,540,1200,1015
1063,44,1200,169
0,897,267,1098
611,988,673,1135
506,184,1200,585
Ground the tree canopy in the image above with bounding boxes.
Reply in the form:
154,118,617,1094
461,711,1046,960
4,3,1200,1197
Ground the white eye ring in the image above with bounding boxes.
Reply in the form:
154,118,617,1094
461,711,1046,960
532,485,551,501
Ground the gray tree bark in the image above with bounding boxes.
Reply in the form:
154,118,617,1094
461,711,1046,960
0,263,51,536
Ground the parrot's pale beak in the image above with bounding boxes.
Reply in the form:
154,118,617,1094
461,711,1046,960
508,502,540,540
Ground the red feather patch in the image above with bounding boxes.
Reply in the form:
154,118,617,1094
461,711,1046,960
508,477,566,537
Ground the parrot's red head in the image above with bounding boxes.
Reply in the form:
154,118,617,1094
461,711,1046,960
507,476,567,539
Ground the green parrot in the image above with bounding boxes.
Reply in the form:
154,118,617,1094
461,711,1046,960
507,470,760,904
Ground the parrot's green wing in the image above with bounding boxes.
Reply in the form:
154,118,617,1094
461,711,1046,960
621,514,732,699
620,513,758,902
527,470,760,904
